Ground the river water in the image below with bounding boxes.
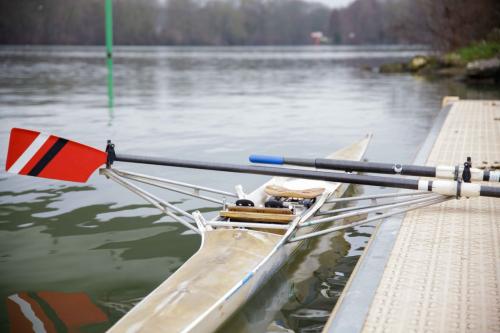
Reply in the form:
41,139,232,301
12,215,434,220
1,46,499,333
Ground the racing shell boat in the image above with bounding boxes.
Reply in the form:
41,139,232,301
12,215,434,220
7,127,498,332
106,137,371,333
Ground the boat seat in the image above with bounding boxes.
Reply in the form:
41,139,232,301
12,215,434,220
264,185,325,199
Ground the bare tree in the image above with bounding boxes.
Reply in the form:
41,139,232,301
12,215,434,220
395,0,500,49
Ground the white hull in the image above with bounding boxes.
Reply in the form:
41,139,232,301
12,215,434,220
107,137,370,333
187,236,289,333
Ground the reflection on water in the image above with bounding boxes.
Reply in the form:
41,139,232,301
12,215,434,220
216,227,364,333
218,186,372,333
6,291,110,333
1,45,499,332
0,186,204,332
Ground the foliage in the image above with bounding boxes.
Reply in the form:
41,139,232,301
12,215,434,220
328,0,500,49
390,0,500,50
1,0,499,47
0,0,331,45
329,0,402,44
456,41,500,62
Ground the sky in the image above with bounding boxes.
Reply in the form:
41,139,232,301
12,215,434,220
308,0,355,8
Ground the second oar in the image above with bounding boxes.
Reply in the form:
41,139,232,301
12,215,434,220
249,154,500,183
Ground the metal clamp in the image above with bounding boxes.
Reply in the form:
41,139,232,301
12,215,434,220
105,140,116,168
456,179,462,198
462,157,472,183
393,164,403,174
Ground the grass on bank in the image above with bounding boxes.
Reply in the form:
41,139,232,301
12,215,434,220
455,41,500,62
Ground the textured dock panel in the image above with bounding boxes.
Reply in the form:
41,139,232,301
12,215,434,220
362,100,500,333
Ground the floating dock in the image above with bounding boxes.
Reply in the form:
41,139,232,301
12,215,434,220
324,98,500,333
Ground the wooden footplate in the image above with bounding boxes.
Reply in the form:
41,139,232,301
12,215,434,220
219,205,295,224
227,206,292,214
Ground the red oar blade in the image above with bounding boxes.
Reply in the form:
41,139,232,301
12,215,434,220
5,128,107,183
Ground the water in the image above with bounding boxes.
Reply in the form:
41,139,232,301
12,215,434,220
0,45,499,332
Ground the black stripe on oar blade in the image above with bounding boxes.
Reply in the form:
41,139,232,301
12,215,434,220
26,292,68,333
28,138,68,176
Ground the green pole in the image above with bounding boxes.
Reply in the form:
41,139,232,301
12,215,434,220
105,0,114,108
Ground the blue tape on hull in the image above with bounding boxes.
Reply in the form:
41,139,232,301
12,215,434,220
225,271,254,301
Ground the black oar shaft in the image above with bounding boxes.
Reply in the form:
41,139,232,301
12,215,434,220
249,155,499,183
115,153,418,189
114,153,500,198
297,158,435,177
255,155,437,177
480,186,500,197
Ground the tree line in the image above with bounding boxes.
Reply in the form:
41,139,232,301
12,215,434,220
0,0,330,45
1,0,499,49
329,0,500,49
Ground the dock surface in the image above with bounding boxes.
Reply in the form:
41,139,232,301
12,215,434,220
325,99,500,333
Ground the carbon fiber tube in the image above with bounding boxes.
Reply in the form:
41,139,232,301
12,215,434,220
312,158,436,177
480,186,500,198
115,153,419,189
250,156,437,177
114,154,500,198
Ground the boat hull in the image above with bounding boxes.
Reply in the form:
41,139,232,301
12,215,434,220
107,137,370,333
186,237,289,333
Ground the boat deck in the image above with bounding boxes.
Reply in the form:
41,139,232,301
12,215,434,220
108,229,281,333
324,98,500,333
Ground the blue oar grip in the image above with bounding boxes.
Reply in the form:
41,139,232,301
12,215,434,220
249,155,284,165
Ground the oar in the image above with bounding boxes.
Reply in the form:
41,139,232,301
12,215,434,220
5,128,500,199
249,154,500,183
